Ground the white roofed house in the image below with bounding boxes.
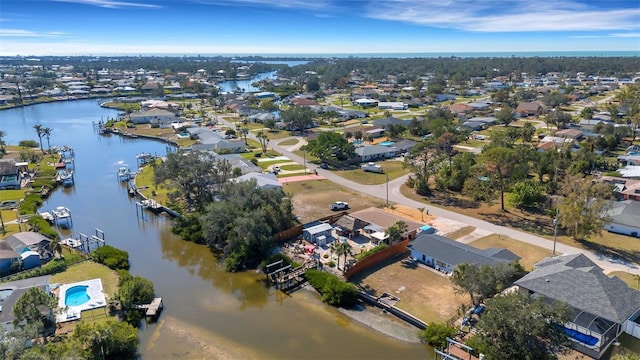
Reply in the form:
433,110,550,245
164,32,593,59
515,254,640,359
129,108,178,125
233,172,282,191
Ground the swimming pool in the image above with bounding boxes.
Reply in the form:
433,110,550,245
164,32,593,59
379,141,394,146
65,285,90,307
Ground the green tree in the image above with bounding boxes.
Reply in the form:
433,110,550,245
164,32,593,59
256,131,269,153
331,241,351,271
259,99,278,112
404,139,442,195
49,238,62,258
451,262,525,306
33,124,44,152
74,320,139,359
42,127,52,153
471,146,527,211
508,179,546,209
13,287,56,334
496,105,515,125
0,130,6,153
557,174,614,240
520,122,535,144
419,322,457,349
280,106,315,133
474,292,571,360
385,221,407,245
305,131,355,161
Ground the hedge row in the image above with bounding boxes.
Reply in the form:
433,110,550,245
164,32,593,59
91,245,130,270
305,269,358,307
355,243,388,262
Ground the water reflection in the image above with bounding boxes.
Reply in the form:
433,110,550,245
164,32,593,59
1,100,432,359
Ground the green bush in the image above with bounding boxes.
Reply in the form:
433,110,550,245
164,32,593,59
355,243,388,262
304,269,358,306
27,215,59,240
20,193,44,215
1,258,67,280
419,322,458,349
91,245,130,270
19,140,38,148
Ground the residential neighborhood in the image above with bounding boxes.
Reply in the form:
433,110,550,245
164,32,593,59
0,54,639,360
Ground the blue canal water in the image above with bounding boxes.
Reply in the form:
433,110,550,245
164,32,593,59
0,99,431,359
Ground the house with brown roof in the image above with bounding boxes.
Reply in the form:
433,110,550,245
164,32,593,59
555,128,583,140
349,207,423,244
449,103,474,115
516,101,543,117
290,97,319,106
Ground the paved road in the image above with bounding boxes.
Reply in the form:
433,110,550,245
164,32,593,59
216,116,640,276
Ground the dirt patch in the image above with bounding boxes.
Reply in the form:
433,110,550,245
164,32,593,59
350,254,468,324
288,179,384,223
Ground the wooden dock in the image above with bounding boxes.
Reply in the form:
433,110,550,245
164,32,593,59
268,260,319,292
137,297,164,318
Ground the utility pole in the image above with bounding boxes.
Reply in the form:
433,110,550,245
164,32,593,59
386,173,389,206
552,212,559,257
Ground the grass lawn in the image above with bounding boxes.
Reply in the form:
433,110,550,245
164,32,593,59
445,226,476,239
334,161,409,185
286,179,383,223
135,163,170,205
51,260,120,301
0,189,25,202
400,184,640,266
469,234,552,271
280,164,304,171
278,138,299,146
609,271,640,290
350,255,468,324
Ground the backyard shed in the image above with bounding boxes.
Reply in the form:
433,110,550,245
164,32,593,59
302,223,333,244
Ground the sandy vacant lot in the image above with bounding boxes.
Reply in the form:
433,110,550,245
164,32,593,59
287,179,384,223
350,255,469,324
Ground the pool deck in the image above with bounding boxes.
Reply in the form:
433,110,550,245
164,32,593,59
56,278,106,323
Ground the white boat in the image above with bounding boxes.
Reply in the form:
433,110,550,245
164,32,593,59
117,167,133,181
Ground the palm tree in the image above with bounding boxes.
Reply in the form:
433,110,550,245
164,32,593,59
42,127,52,153
332,241,351,271
417,207,425,222
33,124,43,152
50,238,62,258
0,130,5,153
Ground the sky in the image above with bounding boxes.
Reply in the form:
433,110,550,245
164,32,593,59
1,0,639,56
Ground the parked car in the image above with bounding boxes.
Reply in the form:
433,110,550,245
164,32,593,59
329,201,349,210
320,163,329,169
361,162,384,173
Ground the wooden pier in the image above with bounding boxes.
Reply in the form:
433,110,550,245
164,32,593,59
267,259,319,292
137,298,164,318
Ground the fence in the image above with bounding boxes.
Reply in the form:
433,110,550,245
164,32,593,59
272,211,349,243
344,239,410,279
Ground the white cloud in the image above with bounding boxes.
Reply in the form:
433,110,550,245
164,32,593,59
364,0,640,32
0,29,69,38
610,32,640,38
189,0,333,11
53,0,162,9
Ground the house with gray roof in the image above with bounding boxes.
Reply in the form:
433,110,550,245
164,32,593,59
0,275,51,332
234,172,281,191
604,200,640,237
372,116,409,128
129,108,177,124
185,127,245,153
407,233,520,274
515,254,640,359
0,232,52,274
355,145,397,162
